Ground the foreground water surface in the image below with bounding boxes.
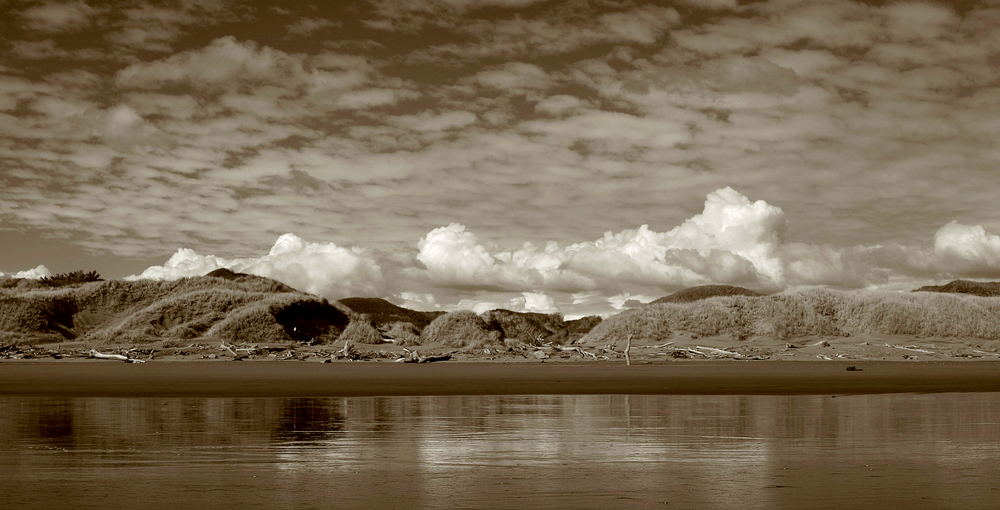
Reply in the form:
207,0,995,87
2,393,999,509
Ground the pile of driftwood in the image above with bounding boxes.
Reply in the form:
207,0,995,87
0,344,66,360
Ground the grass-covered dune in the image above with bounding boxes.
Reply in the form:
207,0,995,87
582,288,1000,345
0,272,354,345
420,310,503,348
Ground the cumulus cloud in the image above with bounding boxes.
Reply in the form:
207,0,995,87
129,233,384,299
519,291,559,313
931,221,1000,276
453,291,559,315
0,265,52,279
411,187,922,296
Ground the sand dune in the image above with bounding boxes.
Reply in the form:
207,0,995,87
3,275,1000,362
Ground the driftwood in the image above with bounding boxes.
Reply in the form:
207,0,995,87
396,347,452,363
694,345,742,359
624,332,632,366
885,344,934,354
219,342,242,359
551,345,598,359
88,349,145,363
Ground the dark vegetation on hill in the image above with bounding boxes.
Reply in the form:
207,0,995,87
338,297,444,329
481,309,602,345
914,280,1000,297
651,284,762,304
582,288,1000,346
0,270,354,345
40,270,103,287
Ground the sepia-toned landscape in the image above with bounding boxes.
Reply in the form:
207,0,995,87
4,0,1000,507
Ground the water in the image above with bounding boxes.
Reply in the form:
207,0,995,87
1,393,999,509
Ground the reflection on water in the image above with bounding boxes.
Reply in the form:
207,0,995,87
2,393,999,509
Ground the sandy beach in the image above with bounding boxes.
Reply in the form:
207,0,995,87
3,360,1000,397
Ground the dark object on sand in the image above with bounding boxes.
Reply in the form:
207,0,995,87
846,366,863,371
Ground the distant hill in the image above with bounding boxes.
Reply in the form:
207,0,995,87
651,285,762,304
913,280,1000,297
337,297,444,330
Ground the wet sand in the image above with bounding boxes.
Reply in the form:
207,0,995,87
2,360,1000,396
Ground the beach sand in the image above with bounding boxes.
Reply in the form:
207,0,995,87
2,360,1000,397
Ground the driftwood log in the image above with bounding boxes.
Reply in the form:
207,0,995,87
396,347,452,363
88,349,145,363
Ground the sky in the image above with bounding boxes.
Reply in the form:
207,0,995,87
2,0,1000,317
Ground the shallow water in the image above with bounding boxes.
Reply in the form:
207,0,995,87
1,393,999,509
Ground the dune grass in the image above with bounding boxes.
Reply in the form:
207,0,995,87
481,309,564,344
337,317,384,345
420,310,503,349
383,321,421,346
581,288,1000,345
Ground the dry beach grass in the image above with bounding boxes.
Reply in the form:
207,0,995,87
2,272,1000,364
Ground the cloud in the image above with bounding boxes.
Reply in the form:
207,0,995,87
409,187,925,296
412,188,786,293
519,291,559,313
287,17,340,36
453,290,559,315
401,4,681,61
0,265,52,279
116,37,306,90
391,110,477,131
534,95,586,116
130,233,385,299
20,1,96,32
468,62,551,90
931,221,1000,277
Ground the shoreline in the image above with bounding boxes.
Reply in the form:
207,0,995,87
3,360,1000,397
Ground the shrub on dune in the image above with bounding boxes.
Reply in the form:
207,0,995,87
40,270,102,287
480,309,563,344
383,321,421,346
420,310,503,348
337,316,384,345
